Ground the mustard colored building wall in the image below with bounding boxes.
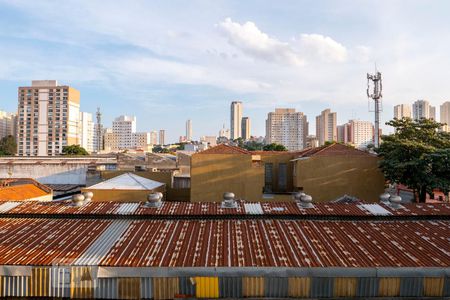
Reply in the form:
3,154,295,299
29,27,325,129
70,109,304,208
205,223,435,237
258,152,297,193
190,154,263,202
294,156,385,202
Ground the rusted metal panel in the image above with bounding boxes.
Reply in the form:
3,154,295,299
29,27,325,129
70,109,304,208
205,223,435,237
140,277,153,299
265,277,288,298
242,277,264,297
423,277,444,297
70,266,95,299
400,277,423,297
152,277,179,300
118,277,140,299
378,277,400,297
219,277,242,298
356,277,378,297
288,277,310,297
1,276,29,297
194,276,219,298
95,278,118,299
29,267,50,297
334,277,357,297
311,277,333,298
178,277,195,297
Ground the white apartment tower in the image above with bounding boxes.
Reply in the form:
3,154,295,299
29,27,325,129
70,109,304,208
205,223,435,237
79,112,94,153
186,119,192,141
17,80,80,156
394,104,412,119
241,117,251,140
441,101,450,132
0,110,17,140
413,100,435,120
112,115,136,150
316,109,337,146
230,101,243,140
265,108,308,151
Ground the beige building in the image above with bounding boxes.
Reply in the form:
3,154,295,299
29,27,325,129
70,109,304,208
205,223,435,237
394,104,412,119
265,108,308,151
186,119,192,141
79,111,94,153
230,101,242,140
338,120,374,149
0,110,17,140
413,100,435,120
316,108,337,146
440,101,450,132
159,129,165,145
241,116,251,140
17,80,80,156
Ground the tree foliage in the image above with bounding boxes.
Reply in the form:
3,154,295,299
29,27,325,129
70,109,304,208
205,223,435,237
376,118,450,202
62,144,89,155
263,143,288,151
0,135,17,156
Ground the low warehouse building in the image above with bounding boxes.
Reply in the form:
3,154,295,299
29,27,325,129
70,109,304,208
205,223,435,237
0,178,53,201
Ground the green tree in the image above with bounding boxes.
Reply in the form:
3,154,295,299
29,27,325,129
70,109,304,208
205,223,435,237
62,144,89,155
263,143,287,151
376,118,450,202
243,141,264,151
0,135,17,156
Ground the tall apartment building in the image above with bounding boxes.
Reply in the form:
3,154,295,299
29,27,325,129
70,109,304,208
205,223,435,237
133,132,152,151
150,131,158,145
186,120,192,141
0,110,17,140
316,109,337,146
230,101,243,140
103,128,117,152
265,108,308,151
441,101,450,132
112,115,136,150
394,104,412,119
79,112,94,153
17,80,80,156
219,124,230,139
413,100,435,120
241,117,251,140
159,130,165,145
338,120,374,149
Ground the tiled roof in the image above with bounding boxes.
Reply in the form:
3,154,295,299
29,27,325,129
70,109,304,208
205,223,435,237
196,144,251,155
297,143,374,158
0,184,50,201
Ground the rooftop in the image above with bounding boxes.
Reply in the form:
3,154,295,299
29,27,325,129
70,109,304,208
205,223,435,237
87,172,164,190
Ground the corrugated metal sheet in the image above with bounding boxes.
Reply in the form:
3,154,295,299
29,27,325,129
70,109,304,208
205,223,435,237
195,276,219,298
116,203,140,215
378,277,400,297
288,277,310,298
219,277,242,298
311,277,333,298
140,277,153,299
0,276,29,297
70,266,95,299
423,277,444,297
50,266,70,298
334,277,357,297
0,201,22,212
242,277,264,297
178,277,195,296
358,203,392,215
29,267,50,297
244,203,264,215
356,277,378,297
95,278,118,299
118,277,140,299
400,277,423,297
152,277,179,300
265,277,288,298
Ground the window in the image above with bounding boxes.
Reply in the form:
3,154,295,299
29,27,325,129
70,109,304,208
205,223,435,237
278,163,287,192
264,163,273,193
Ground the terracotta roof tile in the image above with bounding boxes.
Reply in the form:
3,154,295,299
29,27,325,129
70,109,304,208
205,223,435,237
196,144,251,155
298,143,374,157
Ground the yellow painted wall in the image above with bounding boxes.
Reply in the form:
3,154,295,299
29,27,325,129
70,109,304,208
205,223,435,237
294,156,385,202
195,277,219,298
423,277,444,297
288,277,310,297
258,152,297,192
190,154,263,202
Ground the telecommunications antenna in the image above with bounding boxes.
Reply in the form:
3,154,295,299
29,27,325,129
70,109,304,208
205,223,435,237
366,67,383,147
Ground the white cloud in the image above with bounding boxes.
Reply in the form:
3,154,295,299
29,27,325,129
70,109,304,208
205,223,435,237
297,34,348,63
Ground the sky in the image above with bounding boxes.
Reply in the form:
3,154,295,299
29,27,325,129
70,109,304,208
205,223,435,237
1,0,450,142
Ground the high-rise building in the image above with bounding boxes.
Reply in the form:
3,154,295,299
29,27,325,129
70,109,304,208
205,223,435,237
241,117,251,140
440,101,450,132
186,119,192,141
338,120,374,149
219,124,230,139
112,115,136,150
265,108,308,151
230,101,243,140
17,80,80,156
103,128,117,152
150,131,158,145
0,110,17,140
316,109,337,146
394,104,412,119
159,130,165,145
79,112,94,153
413,100,435,120
133,132,152,151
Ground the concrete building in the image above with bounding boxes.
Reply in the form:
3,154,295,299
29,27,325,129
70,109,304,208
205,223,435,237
112,115,136,150
265,108,308,151
219,124,230,139
413,100,435,120
394,104,412,119
79,112,94,153
17,80,80,156
230,101,242,140
159,129,165,145
103,128,118,152
0,110,17,140
441,101,450,132
200,136,217,147
133,132,152,152
338,120,374,149
186,119,192,141
241,116,251,140
316,109,337,146
306,135,319,148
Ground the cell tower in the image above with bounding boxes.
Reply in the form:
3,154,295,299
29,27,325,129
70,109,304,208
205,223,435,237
96,107,102,153
366,70,382,148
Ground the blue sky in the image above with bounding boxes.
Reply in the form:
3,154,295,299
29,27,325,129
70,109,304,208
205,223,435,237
1,0,450,142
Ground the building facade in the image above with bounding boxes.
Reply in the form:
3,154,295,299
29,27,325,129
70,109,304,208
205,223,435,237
0,110,17,140
338,120,374,149
230,101,242,140
241,117,251,140
316,109,337,146
413,100,435,120
265,108,308,151
159,129,165,145
112,115,136,150
394,104,412,119
78,111,94,153
440,101,450,132
17,80,80,156
219,124,230,139
186,119,192,141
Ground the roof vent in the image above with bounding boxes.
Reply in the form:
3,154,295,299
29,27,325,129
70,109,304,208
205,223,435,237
299,194,313,208
72,194,85,207
389,195,402,208
145,192,162,208
379,192,390,203
83,191,94,202
293,192,306,203
222,192,237,208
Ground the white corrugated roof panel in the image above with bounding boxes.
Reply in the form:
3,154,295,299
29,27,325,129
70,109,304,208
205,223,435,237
0,202,22,213
116,203,140,215
358,204,393,216
244,203,264,215
87,173,164,190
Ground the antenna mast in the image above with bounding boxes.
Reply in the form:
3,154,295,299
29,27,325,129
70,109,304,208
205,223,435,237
367,70,382,147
